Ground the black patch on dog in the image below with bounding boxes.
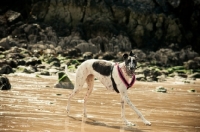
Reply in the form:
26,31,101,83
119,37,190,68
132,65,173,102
92,61,112,76
110,65,119,93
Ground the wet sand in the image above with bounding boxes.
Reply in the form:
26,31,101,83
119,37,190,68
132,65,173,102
1,74,200,132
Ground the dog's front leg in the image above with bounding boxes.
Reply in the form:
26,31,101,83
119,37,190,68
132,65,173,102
120,91,151,126
120,96,135,126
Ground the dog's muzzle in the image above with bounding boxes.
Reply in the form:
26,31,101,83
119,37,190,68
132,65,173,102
126,65,137,76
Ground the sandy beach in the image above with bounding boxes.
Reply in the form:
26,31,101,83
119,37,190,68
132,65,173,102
1,74,200,132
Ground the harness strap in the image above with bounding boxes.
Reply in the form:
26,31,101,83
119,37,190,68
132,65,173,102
110,64,136,93
117,64,136,89
110,65,119,93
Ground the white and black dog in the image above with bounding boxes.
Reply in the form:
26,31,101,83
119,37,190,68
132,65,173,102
66,51,151,126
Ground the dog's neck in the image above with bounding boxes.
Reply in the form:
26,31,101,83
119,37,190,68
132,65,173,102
118,62,133,81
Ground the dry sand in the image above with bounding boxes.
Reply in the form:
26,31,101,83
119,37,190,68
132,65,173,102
0,74,200,132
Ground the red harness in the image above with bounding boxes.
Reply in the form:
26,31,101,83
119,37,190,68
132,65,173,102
117,64,136,89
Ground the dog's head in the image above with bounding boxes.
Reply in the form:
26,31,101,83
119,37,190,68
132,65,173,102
123,51,137,75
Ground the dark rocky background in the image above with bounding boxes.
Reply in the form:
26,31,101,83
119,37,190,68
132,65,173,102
0,0,200,83
1,0,200,51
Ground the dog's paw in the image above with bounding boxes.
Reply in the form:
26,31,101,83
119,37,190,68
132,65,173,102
122,118,135,126
83,113,87,118
124,120,135,126
66,107,70,115
144,120,151,126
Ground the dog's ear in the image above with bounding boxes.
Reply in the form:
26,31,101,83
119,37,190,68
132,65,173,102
129,51,134,56
123,53,128,60
129,51,138,58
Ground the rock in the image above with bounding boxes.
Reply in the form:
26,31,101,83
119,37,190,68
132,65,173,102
5,10,21,24
155,86,167,93
6,59,18,68
168,0,181,8
26,57,42,66
83,52,93,60
89,36,107,52
63,48,81,57
178,73,187,78
194,57,200,64
136,74,145,81
183,80,190,84
47,57,61,67
131,49,146,62
0,60,7,67
151,68,162,81
179,48,199,63
75,43,97,53
24,24,41,36
184,60,199,69
0,0,199,80
0,46,5,51
101,52,116,60
48,68,59,75
133,25,144,47
47,57,60,64
154,48,178,66
187,89,196,93
0,16,7,38
0,75,11,90
0,37,18,50
40,71,50,76
143,68,151,79
6,53,25,59
157,75,166,82
50,61,60,67
168,73,175,77
36,64,46,69
189,73,200,79
0,65,13,74
54,72,74,89
146,77,154,82
66,59,80,67
17,59,26,66
0,0,200,54
16,66,36,73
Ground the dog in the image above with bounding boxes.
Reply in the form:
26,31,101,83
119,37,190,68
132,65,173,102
66,51,151,126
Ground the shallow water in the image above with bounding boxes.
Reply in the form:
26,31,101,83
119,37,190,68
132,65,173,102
1,74,200,132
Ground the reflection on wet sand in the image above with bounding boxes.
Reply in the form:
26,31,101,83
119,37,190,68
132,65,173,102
65,116,144,132
0,75,200,132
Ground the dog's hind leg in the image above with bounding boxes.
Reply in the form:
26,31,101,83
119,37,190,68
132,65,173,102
120,91,151,126
83,74,94,118
66,74,86,115
66,85,81,115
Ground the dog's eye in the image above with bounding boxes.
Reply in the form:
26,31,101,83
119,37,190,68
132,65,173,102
126,60,131,64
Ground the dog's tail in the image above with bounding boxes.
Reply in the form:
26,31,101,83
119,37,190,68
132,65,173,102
65,65,76,82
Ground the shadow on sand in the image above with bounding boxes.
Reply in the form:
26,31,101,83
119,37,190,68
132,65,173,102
68,116,150,132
